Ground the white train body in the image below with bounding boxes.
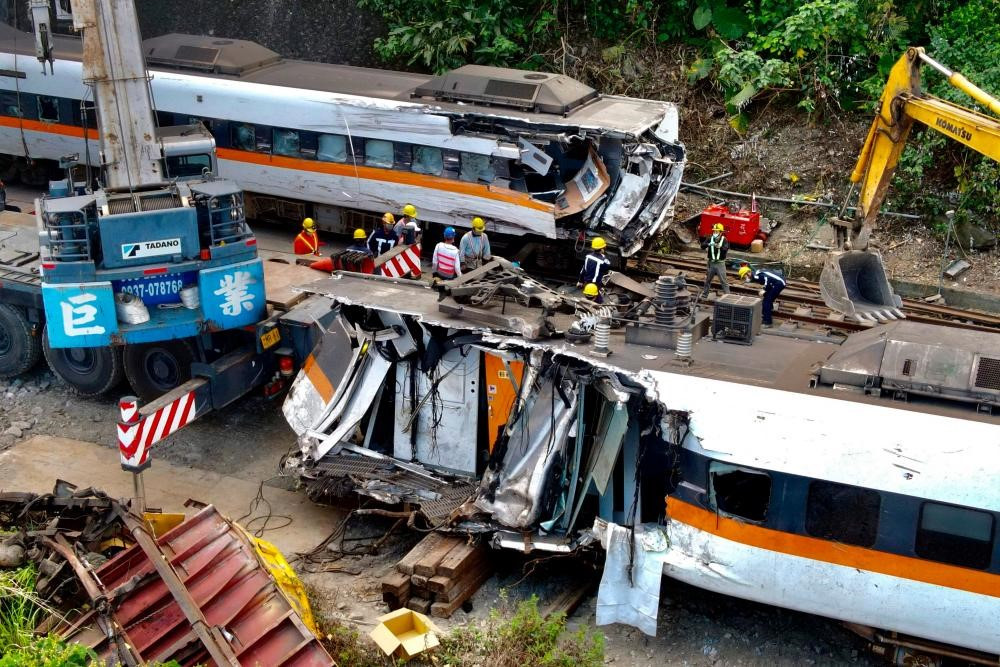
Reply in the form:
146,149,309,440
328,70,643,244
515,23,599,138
279,273,1000,659
0,24,685,255
644,369,1000,655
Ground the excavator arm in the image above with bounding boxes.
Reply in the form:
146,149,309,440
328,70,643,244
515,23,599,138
820,48,1000,321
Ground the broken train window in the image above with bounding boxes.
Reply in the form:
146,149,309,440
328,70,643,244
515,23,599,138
916,502,994,570
412,145,444,176
460,152,495,183
805,480,880,547
709,462,771,523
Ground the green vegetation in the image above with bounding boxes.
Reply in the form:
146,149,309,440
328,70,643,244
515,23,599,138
439,594,604,667
0,564,97,667
358,0,1000,222
0,563,185,667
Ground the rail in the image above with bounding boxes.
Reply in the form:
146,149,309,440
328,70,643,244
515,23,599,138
630,253,1000,334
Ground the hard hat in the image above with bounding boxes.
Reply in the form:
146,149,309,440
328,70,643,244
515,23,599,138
583,283,599,297
712,223,725,233
738,266,752,280
591,237,607,250
302,217,315,230
472,217,485,231
353,228,366,240
402,204,417,217
382,212,395,225
444,226,456,239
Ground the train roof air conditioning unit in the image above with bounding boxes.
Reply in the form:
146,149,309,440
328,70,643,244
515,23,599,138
712,294,762,345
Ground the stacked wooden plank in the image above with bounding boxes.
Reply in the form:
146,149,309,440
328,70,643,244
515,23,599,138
380,532,493,618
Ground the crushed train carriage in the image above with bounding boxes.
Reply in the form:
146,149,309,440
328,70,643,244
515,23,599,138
279,266,1000,663
0,23,685,259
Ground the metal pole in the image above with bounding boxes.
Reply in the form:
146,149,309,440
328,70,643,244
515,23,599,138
937,210,955,296
131,471,146,514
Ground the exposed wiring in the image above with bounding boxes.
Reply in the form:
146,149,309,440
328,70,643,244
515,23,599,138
234,477,293,537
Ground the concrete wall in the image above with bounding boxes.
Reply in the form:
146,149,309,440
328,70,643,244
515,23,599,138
135,0,386,66
2,0,386,67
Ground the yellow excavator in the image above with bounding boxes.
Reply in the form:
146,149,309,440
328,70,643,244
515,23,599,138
821,47,1000,321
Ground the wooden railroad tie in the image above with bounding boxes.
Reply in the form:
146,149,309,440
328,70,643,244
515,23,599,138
379,532,494,618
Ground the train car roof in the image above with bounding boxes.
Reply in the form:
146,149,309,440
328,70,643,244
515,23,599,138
0,24,676,137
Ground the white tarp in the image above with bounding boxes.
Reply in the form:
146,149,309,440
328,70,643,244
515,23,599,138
595,521,670,636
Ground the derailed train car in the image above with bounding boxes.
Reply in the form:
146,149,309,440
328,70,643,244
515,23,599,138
0,24,684,259
281,270,1000,663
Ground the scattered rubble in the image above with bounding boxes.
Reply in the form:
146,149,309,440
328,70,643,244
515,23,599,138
0,481,333,665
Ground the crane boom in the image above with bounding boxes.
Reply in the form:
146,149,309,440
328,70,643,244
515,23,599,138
820,47,1000,322
31,0,163,190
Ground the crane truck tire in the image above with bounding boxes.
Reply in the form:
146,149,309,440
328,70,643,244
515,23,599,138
0,304,41,378
42,328,124,397
819,250,904,322
123,339,196,402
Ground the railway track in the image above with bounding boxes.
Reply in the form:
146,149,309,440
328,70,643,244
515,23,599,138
629,253,1000,334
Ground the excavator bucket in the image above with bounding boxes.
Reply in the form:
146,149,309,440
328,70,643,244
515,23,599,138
819,250,905,322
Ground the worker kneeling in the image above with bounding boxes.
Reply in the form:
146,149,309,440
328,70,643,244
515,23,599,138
347,228,372,254
293,217,321,255
432,227,462,280
460,217,492,271
582,282,602,303
739,264,785,326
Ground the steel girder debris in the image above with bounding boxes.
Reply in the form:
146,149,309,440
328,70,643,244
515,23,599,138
62,504,333,666
0,482,333,666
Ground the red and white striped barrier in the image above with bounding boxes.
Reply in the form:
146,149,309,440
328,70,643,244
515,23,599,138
379,243,422,278
118,391,198,471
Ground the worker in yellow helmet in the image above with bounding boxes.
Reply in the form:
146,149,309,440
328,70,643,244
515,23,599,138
394,204,421,245
459,216,492,271
293,217,320,255
347,228,371,254
368,212,398,257
739,262,786,326
577,237,611,289
700,222,730,297
582,282,604,304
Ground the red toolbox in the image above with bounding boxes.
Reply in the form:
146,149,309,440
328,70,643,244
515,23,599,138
698,200,764,246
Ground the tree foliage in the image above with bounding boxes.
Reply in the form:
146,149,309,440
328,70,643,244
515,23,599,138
359,0,1000,218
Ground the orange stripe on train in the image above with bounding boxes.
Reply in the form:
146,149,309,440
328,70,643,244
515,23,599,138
666,496,1000,599
0,114,552,214
0,115,99,140
216,148,553,213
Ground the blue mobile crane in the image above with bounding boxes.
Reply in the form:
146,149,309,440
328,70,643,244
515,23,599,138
0,0,267,399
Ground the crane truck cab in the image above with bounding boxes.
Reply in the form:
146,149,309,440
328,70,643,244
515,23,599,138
159,123,219,180
821,47,1000,322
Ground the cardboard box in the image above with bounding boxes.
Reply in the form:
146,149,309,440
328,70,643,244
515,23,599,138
369,608,441,661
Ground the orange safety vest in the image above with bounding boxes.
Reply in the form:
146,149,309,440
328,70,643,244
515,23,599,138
293,230,319,255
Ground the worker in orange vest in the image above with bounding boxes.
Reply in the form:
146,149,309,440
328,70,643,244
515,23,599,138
293,217,320,255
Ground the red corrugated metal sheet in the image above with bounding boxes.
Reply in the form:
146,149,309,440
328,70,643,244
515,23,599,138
66,505,333,666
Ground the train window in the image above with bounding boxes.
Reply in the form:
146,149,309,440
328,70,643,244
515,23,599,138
709,462,771,522
37,95,59,122
254,126,272,153
412,146,443,176
299,131,318,159
916,502,994,570
0,92,23,117
460,153,495,183
805,481,880,547
317,134,348,162
273,129,300,157
365,139,394,168
231,123,255,152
